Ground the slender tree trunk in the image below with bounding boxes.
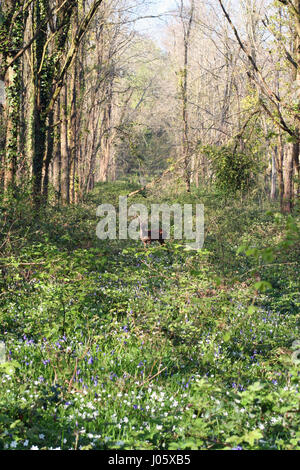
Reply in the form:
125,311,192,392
282,144,294,213
42,109,54,201
294,0,300,200
99,72,114,182
60,83,70,203
0,1,24,193
32,0,48,206
68,58,78,204
276,134,284,209
271,148,277,201
179,0,194,192
294,143,300,199
3,65,16,190
51,97,61,201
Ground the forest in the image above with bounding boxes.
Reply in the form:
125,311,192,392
0,0,299,452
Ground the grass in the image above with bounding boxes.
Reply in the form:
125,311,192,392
0,181,299,450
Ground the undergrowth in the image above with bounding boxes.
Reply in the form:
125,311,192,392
0,182,299,450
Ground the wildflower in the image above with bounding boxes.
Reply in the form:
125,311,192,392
270,417,280,424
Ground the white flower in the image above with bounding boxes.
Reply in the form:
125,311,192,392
30,445,39,450
270,417,280,424
39,434,45,440
23,440,29,447
10,441,17,448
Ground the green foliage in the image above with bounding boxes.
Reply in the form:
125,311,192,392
0,183,299,450
0,360,21,376
201,144,259,194
116,122,170,178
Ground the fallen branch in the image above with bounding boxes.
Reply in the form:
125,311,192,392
0,258,62,268
139,367,167,387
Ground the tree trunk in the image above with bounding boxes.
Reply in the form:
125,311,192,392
3,65,16,191
32,0,48,207
294,142,300,199
179,0,194,192
294,0,300,201
276,135,284,208
282,144,294,213
60,84,70,204
42,109,54,202
271,148,277,201
51,97,61,202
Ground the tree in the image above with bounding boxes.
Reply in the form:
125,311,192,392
178,0,194,192
217,0,300,212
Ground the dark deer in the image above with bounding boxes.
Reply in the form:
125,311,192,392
135,216,165,248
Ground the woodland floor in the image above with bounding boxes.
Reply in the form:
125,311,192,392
0,181,299,450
